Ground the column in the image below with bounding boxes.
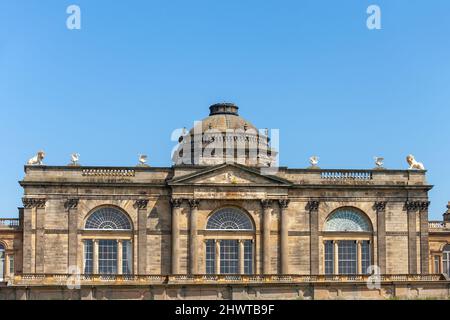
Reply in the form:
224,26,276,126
419,201,430,274
261,199,273,274
374,201,387,274
334,241,339,275
406,201,419,274
239,240,245,275
171,198,183,274
278,199,290,274
93,239,99,274
4,254,9,279
215,240,221,275
188,199,200,275
135,199,149,275
307,200,320,275
357,241,362,274
21,198,35,274
34,199,46,273
66,198,79,271
117,240,123,275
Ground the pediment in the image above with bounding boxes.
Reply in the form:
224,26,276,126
169,164,292,186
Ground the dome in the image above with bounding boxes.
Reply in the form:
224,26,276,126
172,103,277,167
189,103,257,134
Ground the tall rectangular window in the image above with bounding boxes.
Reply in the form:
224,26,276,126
324,241,334,275
84,240,93,274
244,240,253,274
443,251,450,275
9,256,14,275
220,240,239,274
434,256,440,273
205,240,215,274
361,241,371,274
338,240,357,275
98,240,117,274
122,240,132,274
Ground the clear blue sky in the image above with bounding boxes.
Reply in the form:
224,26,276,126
0,1,449,219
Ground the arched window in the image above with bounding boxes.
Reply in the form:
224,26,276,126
323,208,372,275
325,209,371,232
85,207,131,230
443,244,450,275
206,208,253,230
83,207,133,275
205,208,254,275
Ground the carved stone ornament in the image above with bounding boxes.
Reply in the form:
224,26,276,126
261,199,273,209
134,199,149,210
374,201,387,212
64,198,79,210
278,199,290,209
170,198,183,208
22,198,46,209
306,200,320,212
27,150,45,165
406,154,425,170
188,199,200,209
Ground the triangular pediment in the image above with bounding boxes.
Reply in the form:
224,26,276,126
169,164,292,186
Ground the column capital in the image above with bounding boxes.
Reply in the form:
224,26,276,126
134,199,149,210
306,200,320,212
261,199,273,209
278,199,290,209
171,198,183,208
22,197,46,209
419,201,430,212
64,198,79,210
405,200,420,212
188,199,200,209
374,201,387,212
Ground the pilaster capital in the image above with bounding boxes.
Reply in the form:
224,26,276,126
261,199,273,209
22,197,46,209
419,201,430,212
188,199,200,209
64,198,79,210
134,199,149,210
306,200,320,212
405,201,420,212
170,198,183,208
374,201,387,212
278,199,290,209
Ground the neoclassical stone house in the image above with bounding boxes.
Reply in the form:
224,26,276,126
0,103,449,300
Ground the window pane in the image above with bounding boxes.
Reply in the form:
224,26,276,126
434,256,440,273
9,256,14,274
122,240,132,274
244,240,253,274
205,240,215,274
98,240,117,274
443,250,450,275
324,241,334,275
84,240,93,274
361,241,371,274
220,240,239,274
338,240,357,275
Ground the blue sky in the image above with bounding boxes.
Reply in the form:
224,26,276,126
0,0,449,219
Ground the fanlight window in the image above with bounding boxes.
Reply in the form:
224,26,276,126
85,207,131,230
206,208,253,230
325,209,370,232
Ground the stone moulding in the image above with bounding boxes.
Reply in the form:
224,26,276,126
22,198,46,209
82,169,135,177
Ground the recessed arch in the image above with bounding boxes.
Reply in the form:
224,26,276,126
84,206,132,230
206,206,254,231
324,207,372,232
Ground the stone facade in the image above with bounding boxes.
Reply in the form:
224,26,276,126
0,104,449,299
